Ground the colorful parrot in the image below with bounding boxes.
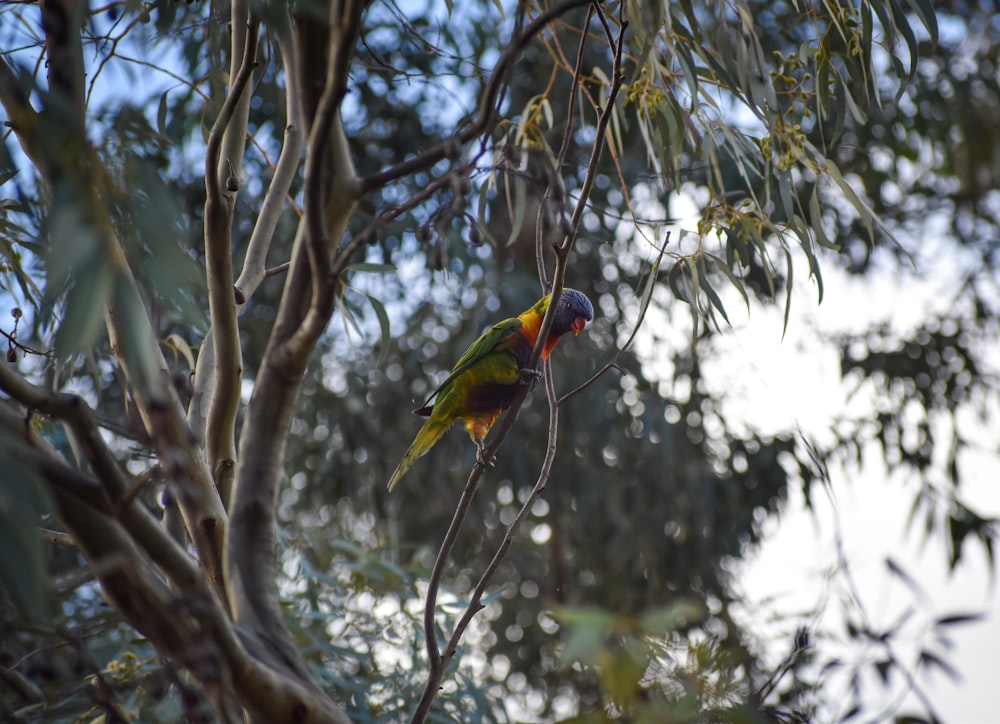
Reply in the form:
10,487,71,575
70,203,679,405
386,288,594,490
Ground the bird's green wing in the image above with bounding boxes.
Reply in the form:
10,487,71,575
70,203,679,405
414,317,523,415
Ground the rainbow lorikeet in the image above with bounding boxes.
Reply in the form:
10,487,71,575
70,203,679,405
387,288,594,490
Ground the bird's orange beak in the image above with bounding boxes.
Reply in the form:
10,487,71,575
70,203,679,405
571,316,588,335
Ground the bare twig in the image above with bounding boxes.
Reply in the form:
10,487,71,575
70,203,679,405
38,527,76,546
264,261,291,277
535,4,594,286
555,4,594,171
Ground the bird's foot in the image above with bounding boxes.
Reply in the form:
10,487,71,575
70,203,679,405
476,443,496,468
518,366,542,385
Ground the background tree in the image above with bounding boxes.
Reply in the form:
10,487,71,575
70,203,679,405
0,0,993,722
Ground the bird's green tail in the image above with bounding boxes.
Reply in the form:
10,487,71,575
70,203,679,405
386,417,449,491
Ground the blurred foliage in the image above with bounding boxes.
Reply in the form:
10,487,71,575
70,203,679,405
1,0,998,722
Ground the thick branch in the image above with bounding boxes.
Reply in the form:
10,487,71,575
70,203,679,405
233,8,304,305
3,399,347,722
301,0,363,298
0,370,205,591
104,236,231,604
225,3,362,709
40,0,86,121
203,21,259,502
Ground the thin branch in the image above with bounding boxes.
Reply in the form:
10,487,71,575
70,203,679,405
264,261,291,277
357,0,593,195
558,233,668,404
414,5,628,719
233,8,304,305
84,11,147,107
555,4,594,171
417,461,488,691
558,6,627,260
410,368,560,724
445,364,560,670
38,527,76,546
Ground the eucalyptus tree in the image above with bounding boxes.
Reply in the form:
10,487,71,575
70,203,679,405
1,0,985,722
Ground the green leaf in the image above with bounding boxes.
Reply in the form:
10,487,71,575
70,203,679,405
53,254,115,361
904,0,938,45
934,612,985,628
156,90,169,136
697,255,730,326
781,246,793,337
345,262,396,274
793,215,824,303
500,170,528,250
671,36,700,110
888,0,920,82
811,153,875,245
808,184,838,250
112,276,160,392
365,294,391,368
0,448,54,619
860,2,876,107
707,252,749,313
